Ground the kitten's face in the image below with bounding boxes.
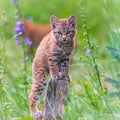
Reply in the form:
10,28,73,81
50,15,76,44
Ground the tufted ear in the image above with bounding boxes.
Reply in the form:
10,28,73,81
68,14,76,28
50,15,58,29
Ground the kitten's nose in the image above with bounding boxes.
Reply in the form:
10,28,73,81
63,35,66,41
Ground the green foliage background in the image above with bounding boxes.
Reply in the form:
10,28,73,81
0,0,120,120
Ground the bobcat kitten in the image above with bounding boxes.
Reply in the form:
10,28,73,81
29,15,76,119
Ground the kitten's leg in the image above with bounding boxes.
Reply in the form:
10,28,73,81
29,80,46,119
48,54,60,80
29,66,46,119
60,56,70,81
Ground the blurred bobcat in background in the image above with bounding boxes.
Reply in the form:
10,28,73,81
23,20,51,55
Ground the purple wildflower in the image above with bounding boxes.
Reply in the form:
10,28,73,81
12,0,17,4
16,21,22,28
24,37,32,46
14,21,25,35
86,49,91,56
14,27,22,34
24,37,30,43
27,40,32,46
21,28,25,34
13,0,31,47
15,37,20,46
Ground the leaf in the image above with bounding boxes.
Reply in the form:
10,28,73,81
109,92,120,97
104,77,120,89
11,117,32,120
0,65,5,70
106,46,120,61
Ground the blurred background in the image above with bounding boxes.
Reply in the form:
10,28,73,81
0,0,120,120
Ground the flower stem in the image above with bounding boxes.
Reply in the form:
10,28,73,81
80,2,103,92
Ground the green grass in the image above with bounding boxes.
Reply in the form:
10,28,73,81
0,0,120,120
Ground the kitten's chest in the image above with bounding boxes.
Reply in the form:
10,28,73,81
57,44,73,56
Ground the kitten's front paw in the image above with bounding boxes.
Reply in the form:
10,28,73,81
32,111,43,120
52,75,70,81
61,75,70,81
52,75,61,81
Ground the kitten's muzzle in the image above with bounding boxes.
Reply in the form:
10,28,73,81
62,35,66,40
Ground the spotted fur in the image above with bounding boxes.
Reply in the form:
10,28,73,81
29,15,76,120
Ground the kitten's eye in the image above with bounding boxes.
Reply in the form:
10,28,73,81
58,32,62,35
66,31,71,35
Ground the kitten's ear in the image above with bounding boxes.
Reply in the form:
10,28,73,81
50,15,58,29
68,15,76,28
